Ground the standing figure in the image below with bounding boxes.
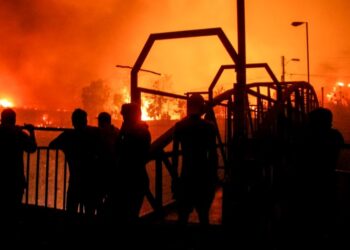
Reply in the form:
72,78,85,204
114,103,151,224
49,108,100,215
0,108,37,220
172,94,218,225
97,112,119,215
293,107,344,242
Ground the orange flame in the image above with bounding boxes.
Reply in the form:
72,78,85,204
0,98,14,108
118,87,184,121
326,81,349,106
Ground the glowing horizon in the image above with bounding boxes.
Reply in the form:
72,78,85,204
0,98,14,108
0,1,349,111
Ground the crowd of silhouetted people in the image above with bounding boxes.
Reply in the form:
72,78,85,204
0,95,347,247
48,103,151,225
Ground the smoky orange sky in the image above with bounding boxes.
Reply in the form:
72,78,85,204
0,0,349,109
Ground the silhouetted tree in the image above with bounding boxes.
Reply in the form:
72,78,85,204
112,92,125,120
144,75,186,120
82,79,110,118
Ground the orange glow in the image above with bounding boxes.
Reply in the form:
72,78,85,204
326,81,349,106
119,87,184,121
0,1,349,111
122,87,130,103
37,113,53,127
0,98,14,108
141,98,151,121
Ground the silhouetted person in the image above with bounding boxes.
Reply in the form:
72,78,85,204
0,108,36,237
49,108,100,216
97,112,119,216
113,103,151,224
172,93,218,226
292,107,344,244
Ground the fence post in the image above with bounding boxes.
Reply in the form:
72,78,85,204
155,158,163,211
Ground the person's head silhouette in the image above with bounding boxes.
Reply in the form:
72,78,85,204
121,103,141,123
308,107,333,131
72,108,87,129
1,108,16,126
187,93,205,116
98,112,111,128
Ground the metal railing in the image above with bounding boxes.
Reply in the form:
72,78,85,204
23,147,68,210
20,127,180,217
22,126,226,218
22,144,171,215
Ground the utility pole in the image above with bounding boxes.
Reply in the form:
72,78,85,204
281,57,300,82
281,56,285,82
291,21,310,83
223,0,247,228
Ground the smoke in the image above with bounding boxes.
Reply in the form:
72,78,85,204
2,0,348,111
0,0,145,109
0,0,238,109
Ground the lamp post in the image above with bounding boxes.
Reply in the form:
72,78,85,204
291,21,310,83
281,56,300,82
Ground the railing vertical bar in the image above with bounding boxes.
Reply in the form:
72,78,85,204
63,157,68,210
25,152,31,204
155,158,163,209
35,149,41,206
45,148,50,207
54,149,59,209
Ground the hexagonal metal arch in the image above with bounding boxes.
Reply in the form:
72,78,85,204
130,27,239,103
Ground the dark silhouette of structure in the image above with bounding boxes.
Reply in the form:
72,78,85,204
49,108,100,215
171,94,218,226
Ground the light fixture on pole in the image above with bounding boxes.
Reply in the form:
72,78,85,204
281,56,300,82
291,21,310,83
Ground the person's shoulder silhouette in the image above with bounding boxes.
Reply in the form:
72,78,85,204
115,103,151,223
172,93,218,225
49,108,101,215
306,107,344,149
174,93,217,160
307,107,344,167
0,108,37,221
98,111,119,139
119,103,150,144
0,108,37,156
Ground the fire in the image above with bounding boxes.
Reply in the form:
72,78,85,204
141,98,152,121
326,81,350,106
122,87,130,103
37,113,53,127
0,98,14,108
337,82,345,87
118,87,185,121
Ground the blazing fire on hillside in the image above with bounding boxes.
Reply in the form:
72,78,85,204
0,98,14,108
326,81,350,106
0,82,187,128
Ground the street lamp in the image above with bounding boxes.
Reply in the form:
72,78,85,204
291,21,310,83
281,56,300,82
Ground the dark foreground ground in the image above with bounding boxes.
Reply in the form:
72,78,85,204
3,172,350,250
3,204,349,250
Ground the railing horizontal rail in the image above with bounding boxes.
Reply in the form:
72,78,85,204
22,128,227,219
